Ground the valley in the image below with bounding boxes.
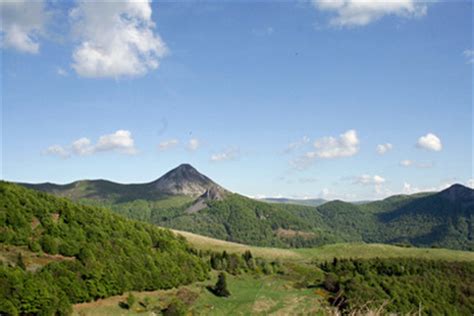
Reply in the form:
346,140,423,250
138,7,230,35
2,164,474,315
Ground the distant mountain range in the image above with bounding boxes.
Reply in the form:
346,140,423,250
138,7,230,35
261,197,328,207
18,164,474,251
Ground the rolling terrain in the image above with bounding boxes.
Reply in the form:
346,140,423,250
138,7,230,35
2,182,473,315
20,164,474,251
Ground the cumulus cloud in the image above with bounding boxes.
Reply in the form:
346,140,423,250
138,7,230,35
72,137,94,156
44,130,137,158
416,133,442,152
291,130,360,169
0,0,49,53
70,0,168,78
376,143,393,155
187,138,200,151
158,139,179,151
312,0,427,27
94,130,137,154
210,147,240,162
311,129,360,159
463,49,474,64
43,145,70,159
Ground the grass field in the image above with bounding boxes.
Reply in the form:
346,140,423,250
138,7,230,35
172,229,474,263
73,230,474,315
73,273,328,316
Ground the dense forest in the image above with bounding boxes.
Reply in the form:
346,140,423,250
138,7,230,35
20,166,474,251
0,182,209,315
318,257,474,315
79,187,473,251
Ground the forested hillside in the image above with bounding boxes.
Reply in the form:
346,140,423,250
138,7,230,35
0,182,208,315
19,165,474,251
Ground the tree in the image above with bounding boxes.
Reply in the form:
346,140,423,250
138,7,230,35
213,272,230,297
17,252,26,270
126,292,136,309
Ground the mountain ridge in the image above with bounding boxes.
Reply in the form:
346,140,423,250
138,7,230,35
15,164,474,250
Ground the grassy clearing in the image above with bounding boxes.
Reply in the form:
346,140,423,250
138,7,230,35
171,229,303,261
0,244,74,272
295,243,474,262
173,229,474,263
72,231,474,315
73,273,327,316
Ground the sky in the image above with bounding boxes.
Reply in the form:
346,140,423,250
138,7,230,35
1,0,473,201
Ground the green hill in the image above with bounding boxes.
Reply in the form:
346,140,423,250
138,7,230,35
0,182,208,315
19,164,474,251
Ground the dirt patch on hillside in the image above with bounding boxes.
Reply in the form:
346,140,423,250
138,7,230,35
252,298,278,313
276,228,316,239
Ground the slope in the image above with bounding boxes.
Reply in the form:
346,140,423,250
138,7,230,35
0,182,208,315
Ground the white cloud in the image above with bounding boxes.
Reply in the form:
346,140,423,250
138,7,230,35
310,129,360,159
402,182,418,194
312,0,427,27
318,187,357,200
70,0,168,78
44,130,137,158
354,174,386,185
56,67,68,76
467,179,474,189
95,130,137,154
463,49,474,64
187,138,200,151
402,180,456,195
158,139,179,151
399,159,433,168
210,147,240,162
400,159,414,167
72,137,94,156
284,136,310,153
0,0,49,53
43,145,70,159
291,130,360,169
376,143,393,155
416,133,442,152
353,174,388,196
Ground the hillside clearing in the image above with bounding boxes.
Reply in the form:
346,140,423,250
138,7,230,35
172,229,474,263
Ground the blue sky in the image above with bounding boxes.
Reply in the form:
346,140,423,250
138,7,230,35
1,0,472,200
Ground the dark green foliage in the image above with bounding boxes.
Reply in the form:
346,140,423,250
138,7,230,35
16,253,26,270
318,258,474,315
207,250,281,276
212,272,231,297
162,298,187,316
0,182,208,315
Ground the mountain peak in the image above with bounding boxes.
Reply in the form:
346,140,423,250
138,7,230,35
150,164,225,196
438,184,473,202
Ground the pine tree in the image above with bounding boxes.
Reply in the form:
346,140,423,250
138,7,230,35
213,272,230,297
